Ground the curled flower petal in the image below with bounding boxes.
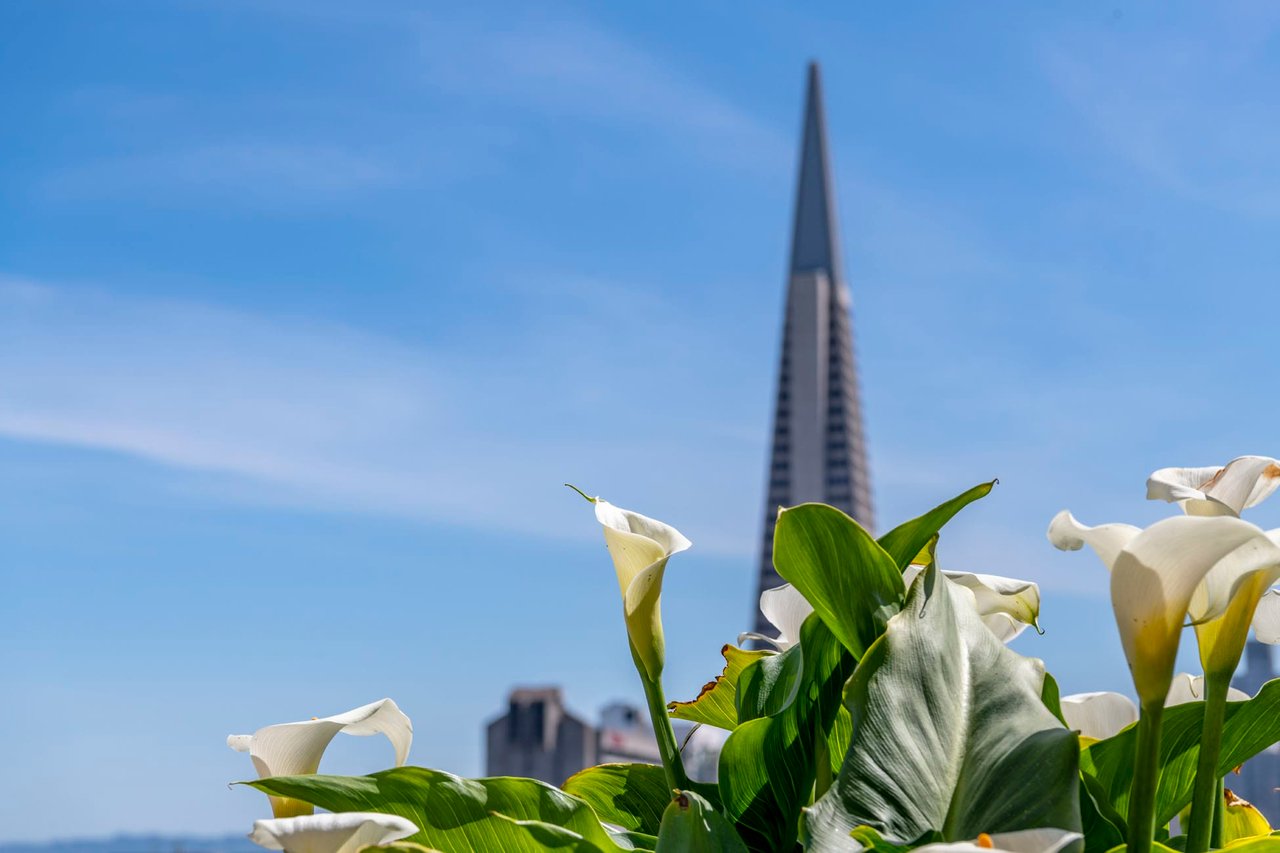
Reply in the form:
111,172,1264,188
1148,456,1280,517
593,499,691,680
248,813,418,853
1165,672,1250,705
229,699,412,817
903,565,1039,644
1046,511,1140,571
1060,691,1138,741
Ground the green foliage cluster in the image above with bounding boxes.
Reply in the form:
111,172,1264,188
234,482,1280,853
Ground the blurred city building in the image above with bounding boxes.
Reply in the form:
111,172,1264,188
1230,639,1280,819
484,687,726,786
753,61,874,637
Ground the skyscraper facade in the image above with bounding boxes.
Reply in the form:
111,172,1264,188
753,63,874,636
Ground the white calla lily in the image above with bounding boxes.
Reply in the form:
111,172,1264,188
229,699,412,817
591,497,691,680
914,828,1083,853
902,565,1041,643
248,812,418,853
1049,512,1280,702
1060,691,1138,742
1165,672,1250,706
738,583,813,651
1147,456,1280,517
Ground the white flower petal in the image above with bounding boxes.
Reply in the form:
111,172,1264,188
1148,456,1280,517
249,813,418,853
1165,673,1250,705
590,499,691,680
915,829,1083,853
1254,589,1280,644
756,583,814,651
227,698,413,779
1047,511,1141,571
904,566,1039,644
594,500,691,596
944,571,1041,634
1060,692,1138,741
1110,515,1280,703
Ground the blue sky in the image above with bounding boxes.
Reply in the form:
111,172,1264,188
4,0,1280,841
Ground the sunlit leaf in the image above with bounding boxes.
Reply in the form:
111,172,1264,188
876,481,996,570
773,503,904,658
668,645,771,732
245,767,630,852
805,564,1080,849
1081,678,1280,825
717,614,854,852
563,763,669,837
654,790,748,852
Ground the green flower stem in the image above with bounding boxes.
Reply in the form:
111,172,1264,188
1129,701,1165,853
632,644,689,792
1211,777,1225,849
1186,672,1231,853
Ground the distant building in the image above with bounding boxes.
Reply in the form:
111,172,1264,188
1230,640,1280,819
485,689,725,786
485,686,596,785
597,702,661,765
754,62,874,637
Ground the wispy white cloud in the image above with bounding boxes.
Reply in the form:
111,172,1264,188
0,275,767,556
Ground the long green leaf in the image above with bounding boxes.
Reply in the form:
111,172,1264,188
668,645,771,731
773,503,905,658
655,790,748,852
805,564,1081,849
717,614,855,852
244,767,629,852
563,763,670,837
1081,678,1280,826
876,481,996,570
735,640,803,722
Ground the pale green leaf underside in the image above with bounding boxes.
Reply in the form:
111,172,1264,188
805,565,1081,849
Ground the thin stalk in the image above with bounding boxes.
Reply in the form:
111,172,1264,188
1186,673,1230,853
1129,701,1165,853
1211,777,1225,849
633,645,689,792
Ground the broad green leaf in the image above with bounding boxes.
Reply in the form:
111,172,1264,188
490,813,610,852
668,645,771,731
876,481,996,570
245,766,627,852
1080,773,1125,853
773,503,905,658
563,763,670,837
717,614,855,852
1080,678,1280,825
655,790,748,852
735,640,803,722
805,564,1081,849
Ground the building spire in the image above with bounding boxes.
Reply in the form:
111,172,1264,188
789,62,843,282
752,61,874,638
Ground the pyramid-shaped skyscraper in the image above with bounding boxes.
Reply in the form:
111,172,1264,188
753,63,874,636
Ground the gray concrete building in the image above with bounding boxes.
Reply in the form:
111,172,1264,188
1230,640,1280,819
754,62,874,636
485,686,595,785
